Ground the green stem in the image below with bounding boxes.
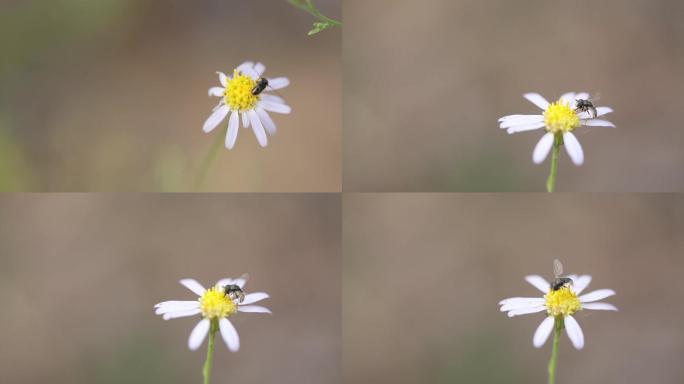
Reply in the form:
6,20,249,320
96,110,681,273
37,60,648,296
548,316,563,384
195,127,225,191
288,0,341,28
203,319,218,384
546,133,563,193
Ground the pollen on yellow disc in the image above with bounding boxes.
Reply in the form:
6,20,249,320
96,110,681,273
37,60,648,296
200,286,238,319
545,287,581,317
224,69,259,111
543,100,581,134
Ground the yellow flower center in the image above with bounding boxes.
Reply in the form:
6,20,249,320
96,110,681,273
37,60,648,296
200,285,237,319
543,100,580,133
224,69,259,111
545,286,581,317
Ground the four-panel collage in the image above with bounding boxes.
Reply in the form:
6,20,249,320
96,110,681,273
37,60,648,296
1,1,683,383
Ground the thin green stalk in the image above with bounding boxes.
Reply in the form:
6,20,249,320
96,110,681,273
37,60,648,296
195,127,225,191
546,133,563,193
548,316,563,384
287,0,341,35
203,319,218,384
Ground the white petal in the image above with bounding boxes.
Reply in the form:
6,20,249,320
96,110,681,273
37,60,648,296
203,105,229,133
499,115,544,128
225,111,239,149
254,62,265,76
525,275,551,293
583,119,615,128
500,298,546,312
208,87,224,97
579,289,616,303
154,301,200,314
261,94,286,105
532,133,555,164
499,297,544,305
217,275,248,289
571,275,592,294
217,72,228,87
180,279,207,296
237,62,258,80
154,300,198,309
188,319,211,350
259,100,291,114
533,316,555,348
563,131,584,166
575,92,590,100
577,106,614,119
219,318,240,352
238,305,272,314
560,92,576,105
241,292,270,305
242,111,250,128
248,110,268,147
256,108,277,135
564,315,584,350
268,77,289,90
523,93,550,110
231,275,248,289
500,302,544,312
237,61,254,70
498,114,544,122
582,302,618,311
507,306,547,317
506,122,546,134
162,308,201,320
595,106,614,117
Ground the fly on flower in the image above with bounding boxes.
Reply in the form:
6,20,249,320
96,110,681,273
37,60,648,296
154,275,271,352
499,260,617,350
204,61,291,149
499,92,615,166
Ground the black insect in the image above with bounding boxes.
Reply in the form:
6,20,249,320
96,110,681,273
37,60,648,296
223,284,245,303
575,99,597,119
251,77,269,96
551,259,573,291
551,277,574,291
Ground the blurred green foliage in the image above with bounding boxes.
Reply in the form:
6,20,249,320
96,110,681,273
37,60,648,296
444,148,528,192
0,0,127,80
0,116,34,190
82,333,185,384
435,329,527,384
0,0,129,190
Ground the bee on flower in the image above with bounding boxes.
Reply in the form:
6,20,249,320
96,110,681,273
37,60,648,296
499,260,617,350
154,275,271,352
203,61,291,149
499,92,615,167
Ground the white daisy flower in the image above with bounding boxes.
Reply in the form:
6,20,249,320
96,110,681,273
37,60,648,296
203,61,291,149
499,271,617,350
499,92,615,166
154,275,271,352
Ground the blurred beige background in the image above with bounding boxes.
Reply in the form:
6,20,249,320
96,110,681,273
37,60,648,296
0,194,341,383
0,0,340,191
344,194,684,383
344,0,684,191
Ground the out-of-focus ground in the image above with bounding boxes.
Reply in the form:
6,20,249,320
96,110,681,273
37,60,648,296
344,194,684,383
344,0,684,191
0,0,341,191
0,194,341,383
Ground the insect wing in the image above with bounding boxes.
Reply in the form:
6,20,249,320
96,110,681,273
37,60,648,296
232,273,250,288
552,259,564,278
